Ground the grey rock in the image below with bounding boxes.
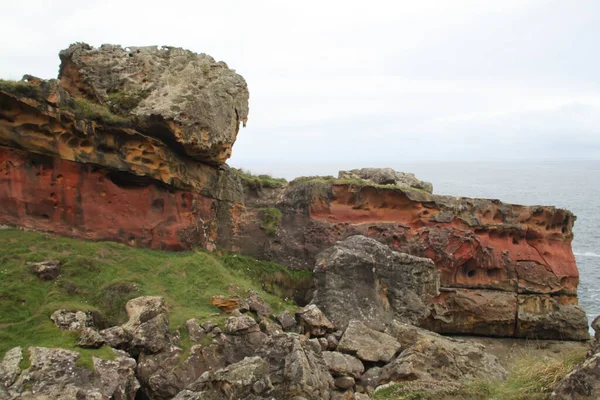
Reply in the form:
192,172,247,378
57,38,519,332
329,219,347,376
186,318,206,342
224,314,260,335
326,335,339,350
338,168,433,193
277,310,297,331
337,320,401,363
356,367,382,392
259,318,283,336
247,291,271,318
0,347,22,388
318,338,329,351
296,304,335,337
593,315,600,340
129,313,171,354
313,235,439,330
335,376,356,390
59,43,249,164
77,327,105,348
380,321,506,383
201,321,218,333
50,309,97,331
322,351,364,378
123,296,168,330
100,326,132,349
27,260,60,280
7,347,138,399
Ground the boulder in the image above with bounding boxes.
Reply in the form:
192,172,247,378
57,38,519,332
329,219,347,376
322,351,364,378
100,326,132,349
379,321,506,384
27,260,60,280
593,315,600,340
123,296,168,329
59,42,249,165
277,310,297,331
211,295,248,313
334,376,355,390
246,291,271,317
313,235,439,330
122,296,172,354
516,294,589,340
297,304,335,337
338,168,433,193
50,309,98,331
552,342,600,399
0,347,22,389
186,318,207,342
180,333,334,399
6,347,139,399
337,320,401,363
77,327,105,348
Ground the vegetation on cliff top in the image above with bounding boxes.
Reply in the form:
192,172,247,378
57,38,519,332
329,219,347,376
234,168,288,190
291,175,431,194
373,347,586,400
0,228,308,368
0,79,44,102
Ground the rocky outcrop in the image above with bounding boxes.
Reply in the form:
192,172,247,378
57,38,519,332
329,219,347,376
313,235,439,330
338,168,433,193
2,347,139,399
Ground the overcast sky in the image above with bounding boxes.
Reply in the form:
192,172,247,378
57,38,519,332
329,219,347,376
2,0,599,176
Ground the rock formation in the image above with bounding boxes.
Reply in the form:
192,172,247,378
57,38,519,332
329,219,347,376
0,43,588,341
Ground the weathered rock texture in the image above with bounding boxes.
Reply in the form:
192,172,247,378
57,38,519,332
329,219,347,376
0,43,587,340
313,235,439,330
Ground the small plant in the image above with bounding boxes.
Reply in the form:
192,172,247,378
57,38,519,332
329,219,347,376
0,79,44,101
65,97,130,126
234,169,287,190
107,88,150,114
260,208,283,236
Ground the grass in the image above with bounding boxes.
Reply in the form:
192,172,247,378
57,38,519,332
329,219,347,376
373,348,587,400
0,79,44,101
107,88,150,114
65,97,130,126
260,208,283,236
234,169,287,190
0,228,307,369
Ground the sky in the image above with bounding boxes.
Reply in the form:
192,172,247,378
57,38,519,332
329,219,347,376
1,0,599,177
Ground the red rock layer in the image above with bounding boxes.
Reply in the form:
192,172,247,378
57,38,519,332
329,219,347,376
0,147,216,250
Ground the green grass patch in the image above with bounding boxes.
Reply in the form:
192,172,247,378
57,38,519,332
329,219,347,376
107,88,150,114
0,229,308,366
234,169,287,190
65,97,130,126
291,175,431,195
0,79,44,101
373,348,587,400
260,208,282,236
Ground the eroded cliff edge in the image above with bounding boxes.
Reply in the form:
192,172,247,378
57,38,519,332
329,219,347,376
0,43,588,340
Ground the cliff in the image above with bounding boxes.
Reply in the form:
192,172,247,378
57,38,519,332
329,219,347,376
0,43,588,341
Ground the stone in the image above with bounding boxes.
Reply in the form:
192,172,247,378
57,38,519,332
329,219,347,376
77,327,105,348
50,309,98,331
224,314,260,335
322,351,364,378
6,347,138,399
59,43,249,164
277,310,297,331
0,347,22,388
593,315,600,340
356,367,382,392
422,289,518,337
337,320,401,363
186,318,206,342
326,335,339,350
259,318,283,336
211,295,248,313
201,321,218,333
100,326,132,349
335,376,356,390
27,260,60,280
516,294,589,340
246,291,271,317
313,235,439,330
552,342,600,399
296,304,335,337
338,168,433,193
380,321,506,384
123,296,168,329
128,313,171,354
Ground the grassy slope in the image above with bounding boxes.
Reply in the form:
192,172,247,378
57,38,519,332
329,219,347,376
0,228,308,368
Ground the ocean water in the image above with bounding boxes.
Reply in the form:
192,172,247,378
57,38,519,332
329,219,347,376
394,160,600,329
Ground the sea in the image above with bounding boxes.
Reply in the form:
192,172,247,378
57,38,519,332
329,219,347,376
259,160,600,330
396,160,600,331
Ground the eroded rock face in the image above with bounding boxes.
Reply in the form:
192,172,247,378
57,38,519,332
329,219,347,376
313,235,439,330
59,43,249,164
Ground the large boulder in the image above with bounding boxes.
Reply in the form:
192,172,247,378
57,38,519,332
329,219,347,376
322,351,365,378
313,235,439,330
338,168,433,193
122,296,172,354
552,341,600,399
5,347,139,399
337,320,402,363
59,43,249,164
296,304,335,337
379,322,506,384
179,333,334,399
0,347,22,389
